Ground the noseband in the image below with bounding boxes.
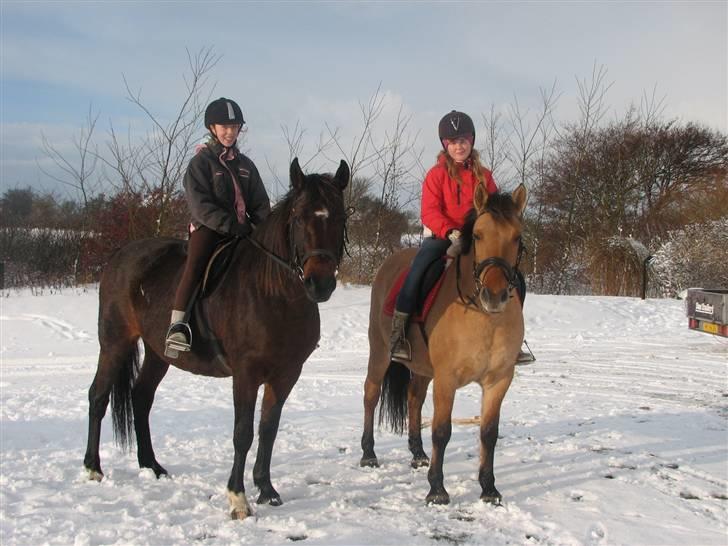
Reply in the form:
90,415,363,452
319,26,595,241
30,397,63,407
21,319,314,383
457,239,524,311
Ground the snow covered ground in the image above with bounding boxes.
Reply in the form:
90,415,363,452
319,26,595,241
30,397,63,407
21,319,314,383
1,284,726,545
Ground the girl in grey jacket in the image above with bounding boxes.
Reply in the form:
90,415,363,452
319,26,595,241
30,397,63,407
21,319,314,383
165,97,270,357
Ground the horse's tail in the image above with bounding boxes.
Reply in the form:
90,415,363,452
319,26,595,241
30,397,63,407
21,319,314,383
378,361,410,435
110,343,140,451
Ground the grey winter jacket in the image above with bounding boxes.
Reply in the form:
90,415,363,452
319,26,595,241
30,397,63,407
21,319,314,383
183,141,270,235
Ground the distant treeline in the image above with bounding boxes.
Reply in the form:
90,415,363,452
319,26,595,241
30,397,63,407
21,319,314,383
2,94,726,296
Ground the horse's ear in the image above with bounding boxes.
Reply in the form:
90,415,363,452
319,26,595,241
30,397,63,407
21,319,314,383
473,183,489,214
512,183,528,216
290,157,305,191
334,160,349,190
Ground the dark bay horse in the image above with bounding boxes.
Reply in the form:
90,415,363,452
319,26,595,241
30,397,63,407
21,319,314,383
360,184,527,505
84,158,349,519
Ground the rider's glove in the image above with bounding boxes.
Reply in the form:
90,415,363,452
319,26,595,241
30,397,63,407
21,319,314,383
446,229,463,258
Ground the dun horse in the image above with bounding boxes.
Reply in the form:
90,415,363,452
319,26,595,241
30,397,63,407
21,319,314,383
360,184,527,505
84,158,349,519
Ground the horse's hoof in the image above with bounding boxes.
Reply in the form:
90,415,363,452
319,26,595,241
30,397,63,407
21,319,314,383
256,493,283,506
227,490,252,520
480,491,502,505
153,465,169,479
410,457,430,469
360,457,379,468
425,490,450,505
86,468,103,482
230,509,250,520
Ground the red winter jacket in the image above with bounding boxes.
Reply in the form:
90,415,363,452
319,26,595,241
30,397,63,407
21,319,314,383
421,154,498,239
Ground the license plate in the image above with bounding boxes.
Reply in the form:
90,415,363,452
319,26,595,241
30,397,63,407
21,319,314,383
702,322,719,334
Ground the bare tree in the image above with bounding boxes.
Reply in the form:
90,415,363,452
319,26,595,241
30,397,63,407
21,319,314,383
39,105,100,214
480,104,510,180
265,120,339,198
102,47,220,236
552,62,612,293
317,84,425,281
506,79,560,188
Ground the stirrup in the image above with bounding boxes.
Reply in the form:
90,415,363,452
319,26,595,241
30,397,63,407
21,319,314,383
390,337,412,363
515,339,536,365
164,322,191,359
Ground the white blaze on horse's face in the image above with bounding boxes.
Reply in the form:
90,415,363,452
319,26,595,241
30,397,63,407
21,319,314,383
314,208,329,219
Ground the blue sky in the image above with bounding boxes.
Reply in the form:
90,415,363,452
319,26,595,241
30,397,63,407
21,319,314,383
1,1,726,201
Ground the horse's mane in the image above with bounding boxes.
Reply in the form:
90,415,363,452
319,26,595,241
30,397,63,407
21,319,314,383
237,172,345,298
460,191,520,255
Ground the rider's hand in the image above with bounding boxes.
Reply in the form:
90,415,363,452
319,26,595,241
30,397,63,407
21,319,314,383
446,229,462,258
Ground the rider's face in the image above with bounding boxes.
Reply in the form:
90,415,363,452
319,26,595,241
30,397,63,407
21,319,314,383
211,123,242,147
445,136,473,163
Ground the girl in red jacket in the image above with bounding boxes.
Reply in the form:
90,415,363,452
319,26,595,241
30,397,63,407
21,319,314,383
390,110,531,364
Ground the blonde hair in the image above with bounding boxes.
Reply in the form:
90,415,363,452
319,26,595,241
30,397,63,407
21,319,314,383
437,149,489,187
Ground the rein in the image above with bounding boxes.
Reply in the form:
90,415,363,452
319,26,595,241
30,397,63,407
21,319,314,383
456,238,525,310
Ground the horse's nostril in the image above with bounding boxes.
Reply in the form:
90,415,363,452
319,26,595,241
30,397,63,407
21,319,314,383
500,289,509,303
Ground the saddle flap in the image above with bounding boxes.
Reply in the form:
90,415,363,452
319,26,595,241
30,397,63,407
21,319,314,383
200,237,238,298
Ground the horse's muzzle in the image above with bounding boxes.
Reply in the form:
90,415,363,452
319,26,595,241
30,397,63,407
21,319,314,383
478,286,510,313
303,273,336,303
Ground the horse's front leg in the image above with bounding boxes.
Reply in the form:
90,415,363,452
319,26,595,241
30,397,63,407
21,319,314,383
360,375,382,467
426,376,455,505
479,372,514,504
253,374,300,506
408,373,431,468
227,373,258,520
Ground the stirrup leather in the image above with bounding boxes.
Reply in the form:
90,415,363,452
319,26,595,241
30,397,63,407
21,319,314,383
165,322,192,358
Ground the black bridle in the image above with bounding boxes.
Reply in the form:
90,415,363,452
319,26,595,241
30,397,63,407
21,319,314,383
456,238,525,310
246,206,352,282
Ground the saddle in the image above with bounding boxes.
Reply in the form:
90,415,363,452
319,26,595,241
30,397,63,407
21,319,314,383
198,237,239,299
383,257,448,323
166,237,239,362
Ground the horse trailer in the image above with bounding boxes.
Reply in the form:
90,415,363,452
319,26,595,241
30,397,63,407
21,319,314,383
686,288,728,337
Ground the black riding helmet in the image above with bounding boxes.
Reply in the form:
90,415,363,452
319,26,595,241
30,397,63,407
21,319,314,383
204,97,245,129
438,110,475,148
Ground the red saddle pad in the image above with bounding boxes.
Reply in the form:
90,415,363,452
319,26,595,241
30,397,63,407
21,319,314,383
383,267,447,323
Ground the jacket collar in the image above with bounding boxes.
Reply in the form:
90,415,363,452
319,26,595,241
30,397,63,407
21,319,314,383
206,139,238,160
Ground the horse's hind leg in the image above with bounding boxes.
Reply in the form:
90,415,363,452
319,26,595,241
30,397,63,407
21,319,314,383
83,340,137,480
132,342,170,478
478,372,514,504
408,373,431,468
253,372,300,506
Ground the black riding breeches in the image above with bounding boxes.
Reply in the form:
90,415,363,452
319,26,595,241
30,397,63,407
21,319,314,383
173,225,225,312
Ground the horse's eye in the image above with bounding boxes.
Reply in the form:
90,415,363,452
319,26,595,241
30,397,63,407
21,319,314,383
473,233,481,241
